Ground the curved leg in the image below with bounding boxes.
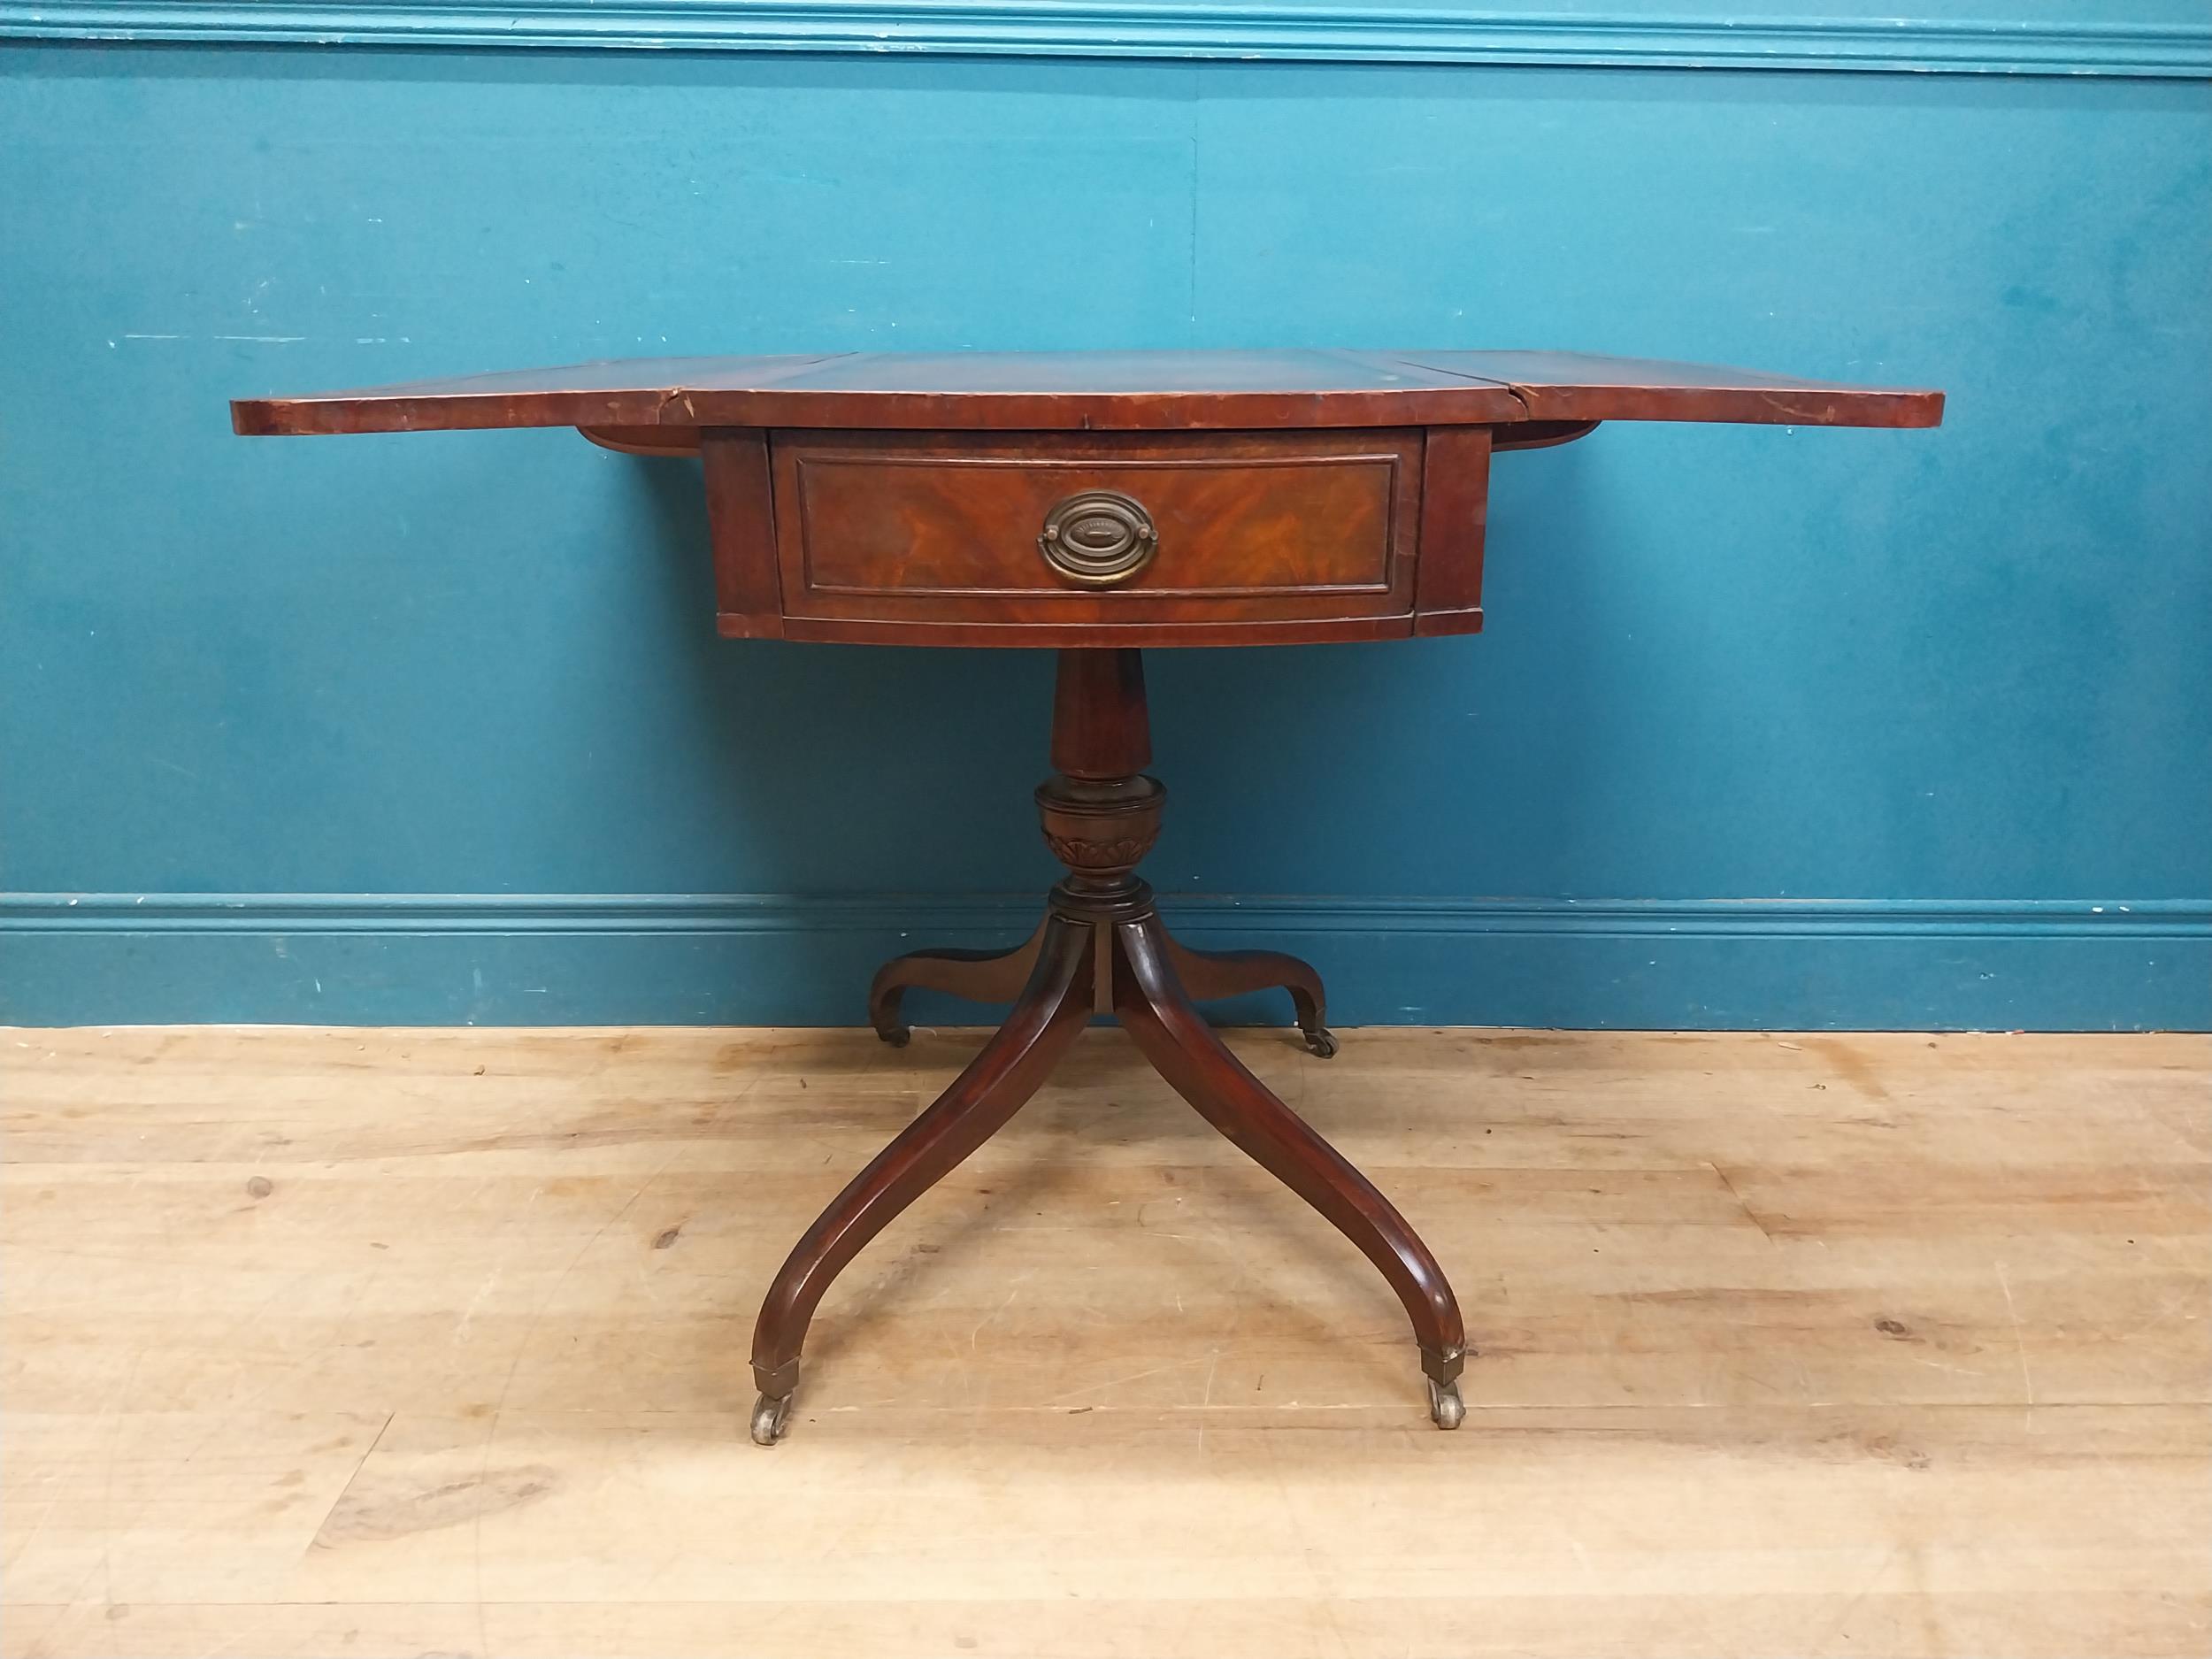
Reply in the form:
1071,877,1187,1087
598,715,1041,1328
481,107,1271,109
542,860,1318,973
1161,933,1336,1058
1113,915,1468,1427
869,921,1048,1047
751,914,1094,1443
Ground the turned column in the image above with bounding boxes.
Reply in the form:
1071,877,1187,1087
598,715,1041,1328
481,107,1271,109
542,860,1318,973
754,644,1465,1443
1035,649,1164,911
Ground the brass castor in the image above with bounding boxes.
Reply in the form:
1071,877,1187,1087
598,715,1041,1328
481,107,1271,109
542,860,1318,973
1427,1377,1465,1430
875,1025,910,1048
750,1392,793,1446
1302,1025,1340,1059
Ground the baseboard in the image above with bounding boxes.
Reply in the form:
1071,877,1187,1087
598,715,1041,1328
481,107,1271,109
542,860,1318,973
1,3,2207,79
3,893,2204,1030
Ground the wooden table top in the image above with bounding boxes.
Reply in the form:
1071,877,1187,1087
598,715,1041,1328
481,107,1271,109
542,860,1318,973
232,349,1943,436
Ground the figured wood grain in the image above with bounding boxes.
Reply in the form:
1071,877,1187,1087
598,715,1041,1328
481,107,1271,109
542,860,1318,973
234,348,1939,649
4,1026,2202,1659
1414,422,1492,634
1380,349,1946,426
699,428,780,639
774,428,1417,631
232,348,1944,436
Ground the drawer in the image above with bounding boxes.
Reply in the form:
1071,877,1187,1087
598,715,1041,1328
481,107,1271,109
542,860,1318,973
768,429,1423,633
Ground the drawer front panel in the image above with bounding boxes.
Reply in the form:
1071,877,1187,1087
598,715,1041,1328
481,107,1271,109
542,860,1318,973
772,430,1421,626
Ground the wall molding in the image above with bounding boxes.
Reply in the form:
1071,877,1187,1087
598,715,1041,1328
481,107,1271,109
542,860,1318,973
5,892,2206,1030
3,1,2208,77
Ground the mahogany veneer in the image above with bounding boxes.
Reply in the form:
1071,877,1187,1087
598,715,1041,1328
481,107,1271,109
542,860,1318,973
773,428,1420,639
234,348,1942,1442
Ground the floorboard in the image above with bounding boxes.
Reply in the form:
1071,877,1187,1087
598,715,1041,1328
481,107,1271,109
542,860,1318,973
4,1026,2206,1658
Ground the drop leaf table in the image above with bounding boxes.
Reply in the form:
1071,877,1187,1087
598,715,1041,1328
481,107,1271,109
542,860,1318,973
234,349,1942,1442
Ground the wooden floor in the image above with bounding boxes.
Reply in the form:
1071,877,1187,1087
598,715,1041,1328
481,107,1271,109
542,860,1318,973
2,1025,2206,1659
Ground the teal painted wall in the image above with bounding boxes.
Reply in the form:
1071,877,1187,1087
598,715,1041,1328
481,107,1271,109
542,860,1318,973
3,25,2208,1028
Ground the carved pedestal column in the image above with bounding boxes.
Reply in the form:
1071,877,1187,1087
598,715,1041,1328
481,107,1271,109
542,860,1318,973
750,648,1464,1444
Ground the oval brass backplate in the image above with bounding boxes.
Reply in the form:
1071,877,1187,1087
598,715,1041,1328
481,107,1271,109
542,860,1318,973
1038,490,1158,588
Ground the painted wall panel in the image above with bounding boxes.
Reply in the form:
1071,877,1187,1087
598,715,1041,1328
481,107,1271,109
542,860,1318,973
2,43,2207,1025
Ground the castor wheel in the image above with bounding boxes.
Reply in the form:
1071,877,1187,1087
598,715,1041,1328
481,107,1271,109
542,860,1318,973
1302,1025,1340,1059
875,1025,910,1048
1426,1377,1464,1430
750,1392,793,1446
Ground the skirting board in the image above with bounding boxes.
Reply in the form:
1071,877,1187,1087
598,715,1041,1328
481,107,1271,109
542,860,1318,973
3,894,2205,1031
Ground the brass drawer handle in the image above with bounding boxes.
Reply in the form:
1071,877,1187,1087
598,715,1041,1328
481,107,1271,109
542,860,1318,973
1038,490,1158,588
